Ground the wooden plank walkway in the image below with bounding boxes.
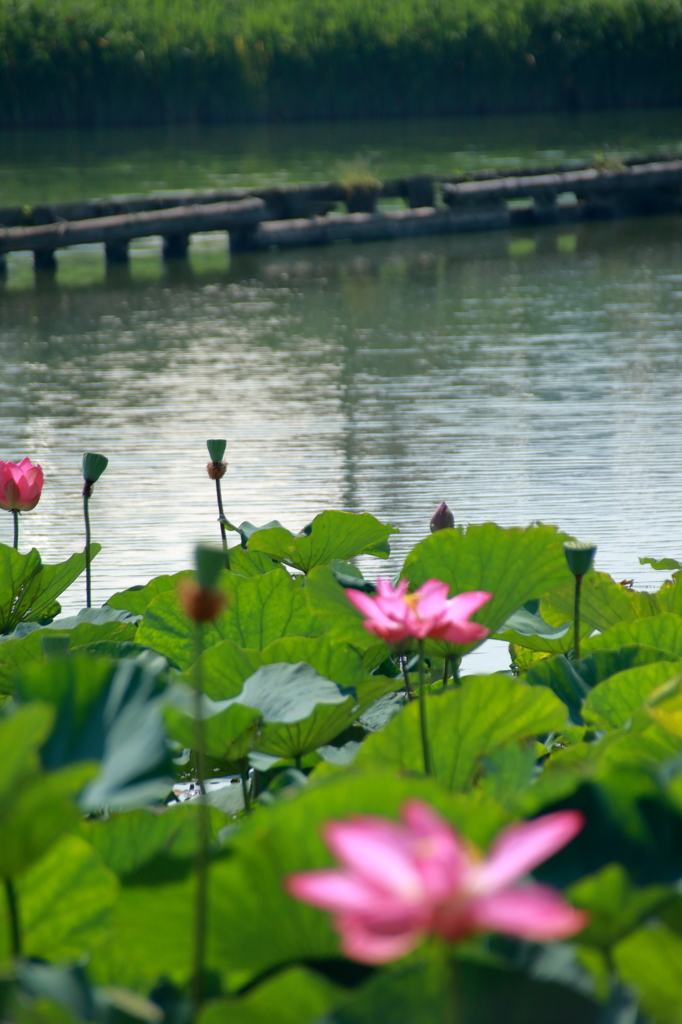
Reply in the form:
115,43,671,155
0,157,680,275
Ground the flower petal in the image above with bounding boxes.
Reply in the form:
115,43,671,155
324,818,425,899
414,579,450,617
376,578,408,599
402,800,469,899
286,870,382,914
346,589,382,618
469,884,588,941
1,479,20,511
336,914,426,964
471,811,585,893
447,591,493,619
432,621,489,644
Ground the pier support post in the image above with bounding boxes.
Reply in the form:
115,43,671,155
229,226,259,253
105,240,129,264
344,187,380,214
405,177,435,209
163,233,190,260
33,249,57,271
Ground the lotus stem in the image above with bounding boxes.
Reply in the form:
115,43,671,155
11,510,18,550
214,480,230,569
192,623,210,1011
452,655,461,687
417,640,432,775
4,879,21,957
83,490,92,607
240,757,251,815
573,574,583,661
441,656,449,689
401,655,414,701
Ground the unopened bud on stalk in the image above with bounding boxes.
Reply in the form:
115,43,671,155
430,501,454,533
179,544,228,623
206,439,228,480
564,540,597,577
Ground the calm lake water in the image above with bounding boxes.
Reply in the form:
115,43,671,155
2,111,682,671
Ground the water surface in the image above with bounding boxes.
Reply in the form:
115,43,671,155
2,112,682,670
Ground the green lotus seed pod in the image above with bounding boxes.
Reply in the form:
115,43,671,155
41,634,70,656
206,439,227,463
195,544,225,589
564,540,597,577
82,452,109,483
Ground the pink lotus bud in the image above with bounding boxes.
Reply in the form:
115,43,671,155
430,501,454,532
0,458,44,512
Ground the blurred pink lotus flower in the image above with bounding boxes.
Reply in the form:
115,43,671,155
287,800,587,964
0,458,44,512
346,578,491,646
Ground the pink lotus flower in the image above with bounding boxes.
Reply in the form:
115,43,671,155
0,458,44,512
287,801,587,964
346,578,491,646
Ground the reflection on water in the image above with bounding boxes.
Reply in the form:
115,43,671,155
1,108,682,206
2,211,682,657
2,111,682,671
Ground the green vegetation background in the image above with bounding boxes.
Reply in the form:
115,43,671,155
1,0,682,127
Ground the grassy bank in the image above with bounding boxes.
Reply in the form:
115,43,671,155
1,0,682,127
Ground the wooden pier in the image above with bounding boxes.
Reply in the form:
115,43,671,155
1,156,681,276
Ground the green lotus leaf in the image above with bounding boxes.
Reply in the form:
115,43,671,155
81,804,228,879
196,635,373,701
0,619,139,692
541,572,659,635
0,543,101,635
640,556,682,573
167,700,261,763
493,604,577,654
13,653,173,811
524,645,679,724
245,511,398,572
357,674,566,791
174,652,398,761
614,923,682,1024
0,701,98,881
583,613,682,659
0,834,118,965
653,575,682,616
107,571,192,615
583,661,682,730
222,519,289,548
89,871,194,992
0,702,54,801
569,864,672,949
228,547,281,577
137,569,323,670
403,523,573,657
255,672,394,761
198,967,345,1024
304,565,388,671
